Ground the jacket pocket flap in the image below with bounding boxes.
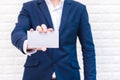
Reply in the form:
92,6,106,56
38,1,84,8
24,60,40,67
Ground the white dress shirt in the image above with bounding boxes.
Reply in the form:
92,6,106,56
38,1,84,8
45,0,64,30
23,0,64,78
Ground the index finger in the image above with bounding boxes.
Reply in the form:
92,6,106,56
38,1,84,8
41,24,47,33
47,28,54,32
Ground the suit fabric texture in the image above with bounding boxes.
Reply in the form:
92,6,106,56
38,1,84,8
11,0,96,80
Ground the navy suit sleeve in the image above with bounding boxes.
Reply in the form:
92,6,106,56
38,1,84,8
77,6,96,80
11,3,31,54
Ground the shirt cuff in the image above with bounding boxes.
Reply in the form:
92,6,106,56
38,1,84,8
23,40,37,56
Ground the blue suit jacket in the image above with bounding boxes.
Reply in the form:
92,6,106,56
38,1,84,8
11,0,96,80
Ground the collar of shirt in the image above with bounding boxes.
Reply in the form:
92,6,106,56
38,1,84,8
45,0,64,11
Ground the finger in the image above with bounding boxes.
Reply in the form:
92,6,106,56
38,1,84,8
41,24,47,33
37,47,47,52
37,48,42,50
41,47,47,51
30,28,34,32
36,25,42,32
27,48,36,52
47,28,54,32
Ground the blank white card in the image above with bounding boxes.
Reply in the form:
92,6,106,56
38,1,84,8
27,31,59,48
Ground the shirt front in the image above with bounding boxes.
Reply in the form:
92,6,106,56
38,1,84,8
45,0,64,30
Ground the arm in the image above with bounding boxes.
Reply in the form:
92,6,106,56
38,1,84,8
77,6,96,80
11,3,30,54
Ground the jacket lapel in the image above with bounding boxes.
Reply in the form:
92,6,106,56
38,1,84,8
37,0,72,30
59,0,72,33
37,0,54,29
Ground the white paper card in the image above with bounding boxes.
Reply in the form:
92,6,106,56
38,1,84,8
27,31,59,48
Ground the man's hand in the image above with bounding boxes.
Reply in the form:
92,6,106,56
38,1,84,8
27,24,54,52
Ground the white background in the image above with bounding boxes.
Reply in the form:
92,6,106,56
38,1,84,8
0,0,120,80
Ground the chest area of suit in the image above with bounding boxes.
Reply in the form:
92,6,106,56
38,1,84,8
30,11,79,30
